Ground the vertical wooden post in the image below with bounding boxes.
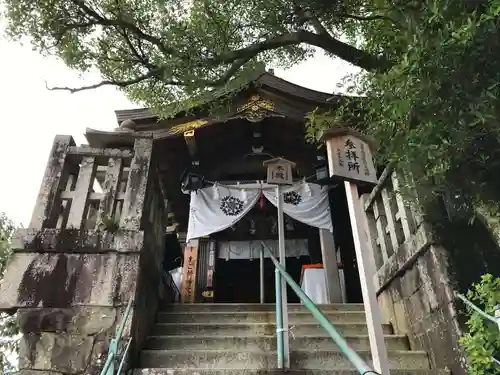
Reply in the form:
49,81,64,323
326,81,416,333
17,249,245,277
29,135,75,229
181,244,199,303
345,181,390,375
120,137,153,230
319,228,343,303
321,128,389,374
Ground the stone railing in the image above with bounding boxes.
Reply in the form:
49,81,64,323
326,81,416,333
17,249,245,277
29,135,152,232
362,167,426,289
361,167,466,375
0,134,171,375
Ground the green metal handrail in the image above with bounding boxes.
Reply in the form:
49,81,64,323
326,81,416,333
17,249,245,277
261,242,378,375
100,298,134,375
455,291,500,367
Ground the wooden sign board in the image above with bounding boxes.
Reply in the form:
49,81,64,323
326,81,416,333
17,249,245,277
263,157,296,185
180,246,199,303
203,241,216,303
323,129,378,186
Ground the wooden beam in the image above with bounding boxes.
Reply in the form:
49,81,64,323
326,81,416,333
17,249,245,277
184,130,198,161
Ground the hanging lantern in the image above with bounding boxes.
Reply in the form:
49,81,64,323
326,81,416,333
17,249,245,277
180,169,205,193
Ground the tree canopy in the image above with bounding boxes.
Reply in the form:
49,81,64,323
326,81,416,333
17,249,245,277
2,0,390,110
3,0,500,217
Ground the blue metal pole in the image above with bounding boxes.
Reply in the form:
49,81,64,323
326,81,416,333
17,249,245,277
275,267,284,369
101,352,115,375
263,242,373,375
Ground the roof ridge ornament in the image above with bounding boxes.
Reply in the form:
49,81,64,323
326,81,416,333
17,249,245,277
236,94,276,122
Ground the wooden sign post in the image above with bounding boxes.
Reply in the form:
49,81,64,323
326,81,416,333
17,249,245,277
180,244,199,303
322,128,390,375
263,157,296,369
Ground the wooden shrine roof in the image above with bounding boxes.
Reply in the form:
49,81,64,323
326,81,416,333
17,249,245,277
85,71,362,148
113,71,340,124
84,72,362,232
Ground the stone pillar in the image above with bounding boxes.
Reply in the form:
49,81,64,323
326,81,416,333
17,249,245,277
0,135,161,375
319,229,343,303
29,135,75,229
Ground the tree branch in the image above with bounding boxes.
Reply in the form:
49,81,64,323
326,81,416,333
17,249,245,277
212,30,390,72
45,68,176,93
294,6,331,36
69,0,174,56
337,12,400,26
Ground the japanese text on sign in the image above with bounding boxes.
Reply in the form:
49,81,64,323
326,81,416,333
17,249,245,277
264,158,295,185
344,139,360,174
181,246,198,303
324,132,378,185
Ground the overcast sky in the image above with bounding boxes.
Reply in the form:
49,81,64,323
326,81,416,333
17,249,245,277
0,20,357,227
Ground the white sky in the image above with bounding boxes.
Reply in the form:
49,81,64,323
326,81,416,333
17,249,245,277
0,22,357,227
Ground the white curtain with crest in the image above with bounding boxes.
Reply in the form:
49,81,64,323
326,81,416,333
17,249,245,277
186,182,332,241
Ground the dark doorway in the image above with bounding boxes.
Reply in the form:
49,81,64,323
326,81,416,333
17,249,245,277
214,256,311,303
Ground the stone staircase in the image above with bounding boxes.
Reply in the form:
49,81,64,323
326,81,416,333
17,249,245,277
134,303,446,375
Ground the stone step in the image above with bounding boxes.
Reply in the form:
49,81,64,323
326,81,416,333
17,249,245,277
156,311,367,324
152,322,393,337
134,369,448,375
159,303,365,313
145,334,409,351
139,349,430,370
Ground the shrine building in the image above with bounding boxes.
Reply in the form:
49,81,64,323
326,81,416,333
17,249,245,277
0,70,477,375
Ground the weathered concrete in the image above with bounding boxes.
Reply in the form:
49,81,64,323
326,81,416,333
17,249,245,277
133,370,448,375
128,158,168,362
29,135,75,229
153,322,393,337
140,349,430,370
155,311,368,324
0,135,168,375
10,228,144,254
158,303,365,312
376,239,466,375
361,168,466,375
0,229,142,375
137,303,431,372
0,249,140,309
144,334,410,351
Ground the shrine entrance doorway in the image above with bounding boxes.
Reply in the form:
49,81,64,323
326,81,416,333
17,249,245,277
207,203,327,304
214,256,310,303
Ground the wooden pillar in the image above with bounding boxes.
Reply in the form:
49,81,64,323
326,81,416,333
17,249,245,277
180,241,199,303
195,239,216,302
319,229,343,303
